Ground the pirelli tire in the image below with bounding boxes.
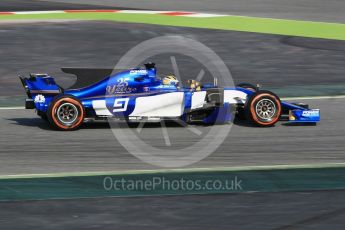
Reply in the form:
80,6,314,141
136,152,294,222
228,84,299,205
47,95,85,131
245,90,282,127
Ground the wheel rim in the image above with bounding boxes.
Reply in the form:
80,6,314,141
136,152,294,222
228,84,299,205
255,98,276,121
56,102,78,126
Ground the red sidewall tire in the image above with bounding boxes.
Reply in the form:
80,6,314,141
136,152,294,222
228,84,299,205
246,91,281,127
48,96,85,131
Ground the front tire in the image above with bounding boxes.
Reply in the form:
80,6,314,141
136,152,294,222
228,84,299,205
47,95,85,131
245,90,281,127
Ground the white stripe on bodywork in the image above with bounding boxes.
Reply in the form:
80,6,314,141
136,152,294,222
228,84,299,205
191,91,207,109
91,100,112,116
91,90,246,116
130,92,184,117
224,90,248,104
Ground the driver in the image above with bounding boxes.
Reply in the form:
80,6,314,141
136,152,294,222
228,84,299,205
162,75,179,86
188,79,202,91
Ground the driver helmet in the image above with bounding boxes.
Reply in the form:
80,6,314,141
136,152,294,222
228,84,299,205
163,75,179,86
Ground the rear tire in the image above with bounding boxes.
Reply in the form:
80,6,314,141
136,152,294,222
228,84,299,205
245,90,281,127
47,95,85,131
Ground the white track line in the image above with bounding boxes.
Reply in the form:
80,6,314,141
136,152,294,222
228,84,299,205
183,13,227,18
13,10,65,15
0,106,24,110
2,163,345,179
118,10,170,14
0,10,225,18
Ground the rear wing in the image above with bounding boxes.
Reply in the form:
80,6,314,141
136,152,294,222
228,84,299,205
19,76,32,98
19,74,61,109
19,74,61,95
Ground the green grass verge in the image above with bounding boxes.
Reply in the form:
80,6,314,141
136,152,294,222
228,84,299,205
0,13,345,40
2,164,345,201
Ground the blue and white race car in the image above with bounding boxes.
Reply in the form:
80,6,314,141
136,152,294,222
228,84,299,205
20,63,320,130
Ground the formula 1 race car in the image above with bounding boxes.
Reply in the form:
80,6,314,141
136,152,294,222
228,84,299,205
20,63,320,130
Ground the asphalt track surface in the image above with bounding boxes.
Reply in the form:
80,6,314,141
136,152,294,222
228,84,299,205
0,21,344,175
42,0,345,23
0,2,344,229
0,4,345,229
1,97,344,175
0,0,142,12
1,21,345,99
1,190,345,229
